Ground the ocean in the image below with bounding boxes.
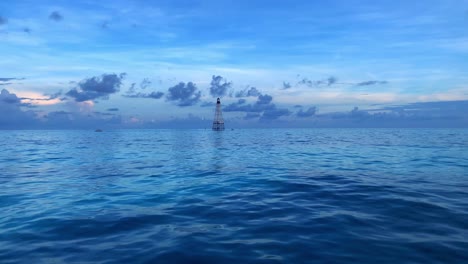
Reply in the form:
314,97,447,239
0,129,467,263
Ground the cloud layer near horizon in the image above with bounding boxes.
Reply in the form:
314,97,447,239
1,1,467,128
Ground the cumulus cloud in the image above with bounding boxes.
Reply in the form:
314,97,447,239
297,107,317,117
0,16,7,25
209,75,231,97
355,80,388,86
224,93,290,120
166,82,201,106
0,89,37,129
1,89,21,104
49,11,63,22
123,78,164,100
234,86,261,97
66,73,125,102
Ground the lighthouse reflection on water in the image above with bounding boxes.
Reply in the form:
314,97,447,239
212,98,225,131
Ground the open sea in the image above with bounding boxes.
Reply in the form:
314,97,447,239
0,128,467,263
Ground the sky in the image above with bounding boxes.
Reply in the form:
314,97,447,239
1,0,468,129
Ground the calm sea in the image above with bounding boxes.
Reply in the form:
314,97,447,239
0,129,467,263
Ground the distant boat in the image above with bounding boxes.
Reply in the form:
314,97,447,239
95,129,103,132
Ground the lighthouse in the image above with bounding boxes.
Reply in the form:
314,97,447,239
212,98,225,131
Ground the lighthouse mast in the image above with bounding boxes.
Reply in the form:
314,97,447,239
212,98,225,131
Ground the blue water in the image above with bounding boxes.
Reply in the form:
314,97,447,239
1,129,467,263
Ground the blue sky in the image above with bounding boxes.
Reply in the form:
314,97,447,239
1,0,468,128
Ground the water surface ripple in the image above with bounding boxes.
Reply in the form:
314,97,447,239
1,129,467,263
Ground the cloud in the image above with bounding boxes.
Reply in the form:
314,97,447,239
327,76,337,86
260,107,291,120
0,77,25,82
314,101,468,127
19,90,64,106
355,80,388,86
297,76,337,88
282,82,292,90
66,73,125,102
296,106,317,117
0,16,7,25
125,91,164,99
166,82,201,106
225,93,290,120
209,75,231,97
49,11,63,22
0,89,38,129
23,27,31,34
123,78,164,99
107,108,119,111
140,78,151,89
1,89,22,104
234,87,261,97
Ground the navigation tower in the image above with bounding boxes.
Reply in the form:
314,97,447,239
212,98,225,131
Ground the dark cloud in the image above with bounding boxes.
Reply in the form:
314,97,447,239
257,94,273,105
107,108,119,111
123,78,164,100
123,92,164,99
0,77,25,82
313,101,468,127
235,87,261,98
66,73,125,102
0,83,11,86
166,82,201,106
49,11,63,22
297,76,338,88
1,89,21,104
355,80,388,86
23,27,31,34
327,76,337,86
224,93,289,121
127,83,136,94
260,108,291,121
0,16,7,25
0,89,38,129
282,82,292,90
209,75,231,97
224,95,275,113
140,78,151,89
297,107,317,117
